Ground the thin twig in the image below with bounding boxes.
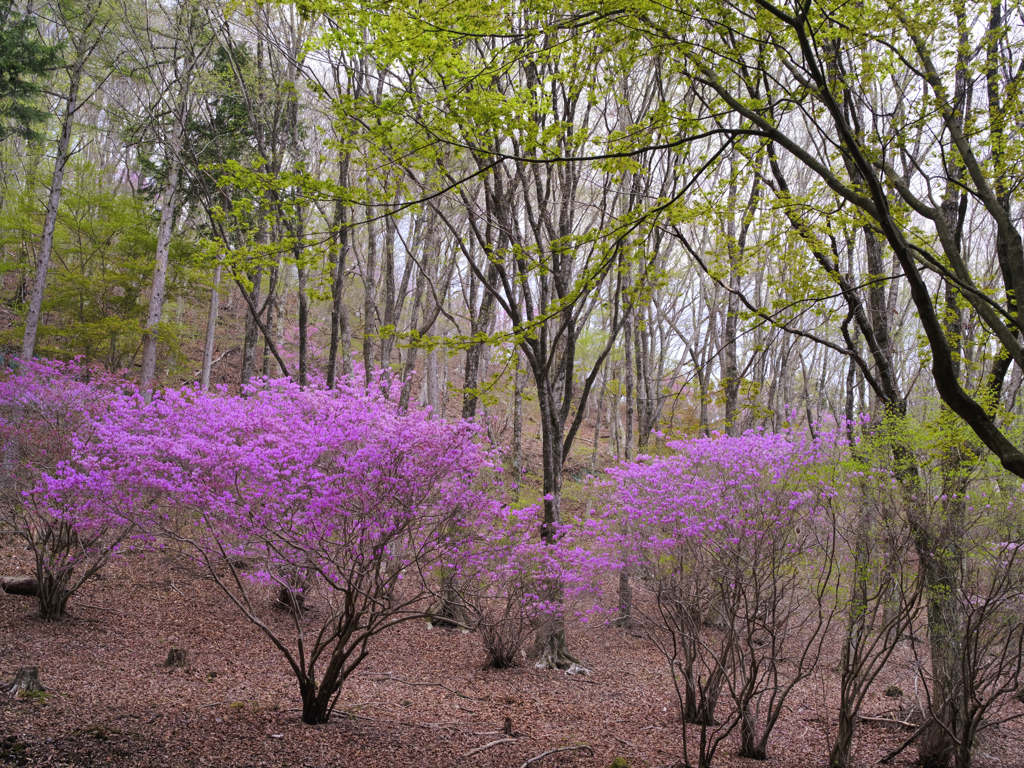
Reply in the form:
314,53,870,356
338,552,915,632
878,716,935,764
462,738,517,757
860,715,917,729
519,745,594,768
189,348,238,380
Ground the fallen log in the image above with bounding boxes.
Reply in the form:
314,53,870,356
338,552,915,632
519,745,594,768
0,576,37,596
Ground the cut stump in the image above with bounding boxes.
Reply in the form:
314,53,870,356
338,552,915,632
163,648,189,668
276,587,306,614
5,666,46,697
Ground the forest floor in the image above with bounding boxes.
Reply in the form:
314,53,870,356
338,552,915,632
3,554,1024,768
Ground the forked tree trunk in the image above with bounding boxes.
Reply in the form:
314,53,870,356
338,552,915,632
829,705,857,768
36,573,71,621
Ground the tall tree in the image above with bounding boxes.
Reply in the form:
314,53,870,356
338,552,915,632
20,0,118,361
0,0,60,143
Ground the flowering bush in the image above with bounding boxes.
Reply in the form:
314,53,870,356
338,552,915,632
0,359,137,620
58,375,489,724
607,430,839,765
443,503,606,669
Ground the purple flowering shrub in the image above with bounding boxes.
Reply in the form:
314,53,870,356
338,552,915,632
54,375,490,724
0,359,138,620
442,502,605,669
607,430,840,765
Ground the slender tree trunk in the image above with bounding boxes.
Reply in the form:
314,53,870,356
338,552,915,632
362,216,378,385
531,374,584,671
327,156,351,386
462,262,500,419
295,198,308,387
241,266,262,385
425,348,440,411
380,214,397,370
397,264,426,412
262,261,280,377
21,67,82,361
140,122,183,396
297,263,308,386
614,569,632,629
512,352,524,500
623,309,634,460
200,260,222,391
722,177,741,436
589,364,606,471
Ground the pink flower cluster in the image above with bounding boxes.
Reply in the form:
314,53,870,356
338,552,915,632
603,430,836,571
0,359,139,618
54,375,490,585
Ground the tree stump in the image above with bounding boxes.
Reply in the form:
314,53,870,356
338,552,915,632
5,666,46,697
276,586,306,614
163,648,189,668
0,577,38,597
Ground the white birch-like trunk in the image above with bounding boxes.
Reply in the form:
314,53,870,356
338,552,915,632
21,69,82,361
200,260,222,391
139,144,180,397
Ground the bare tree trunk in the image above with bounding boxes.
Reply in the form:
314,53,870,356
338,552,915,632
530,375,586,672
611,379,621,459
241,266,262,385
379,214,398,370
589,363,607,471
4,667,45,697
623,308,634,460
327,156,352,386
397,262,427,412
425,348,440,412
614,569,632,629
262,261,281,377
297,262,309,386
140,132,182,397
21,67,82,361
462,261,500,419
362,215,378,385
294,196,308,387
200,260,222,391
512,352,524,500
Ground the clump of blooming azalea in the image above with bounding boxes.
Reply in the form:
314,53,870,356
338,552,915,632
4,360,1023,765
